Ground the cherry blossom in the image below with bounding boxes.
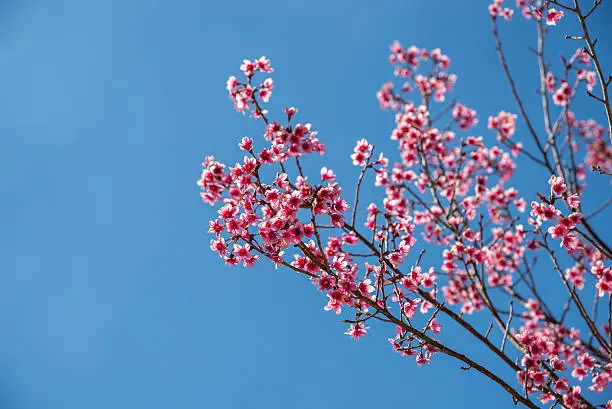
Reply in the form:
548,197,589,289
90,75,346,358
345,323,369,339
546,8,564,26
200,5,612,407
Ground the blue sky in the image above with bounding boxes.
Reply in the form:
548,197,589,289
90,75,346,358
1,1,611,408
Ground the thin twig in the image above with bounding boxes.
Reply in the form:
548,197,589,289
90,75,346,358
570,0,612,143
585,198,612,220
492,17,552,170
501,300,513,353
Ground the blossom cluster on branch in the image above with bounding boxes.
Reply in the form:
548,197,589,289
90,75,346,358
199,1,611,408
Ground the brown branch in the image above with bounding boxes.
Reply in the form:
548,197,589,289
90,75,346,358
536,20,567,181
540,232,612,354
592,165,612,176
362,296,541,409
585,198,612,220
492,17,552,170
569,0,612,143
584,0,603,19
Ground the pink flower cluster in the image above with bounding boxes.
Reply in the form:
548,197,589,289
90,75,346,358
553,81,573,106
591,262,612,297
491,0,565,24
261,120,326,160
586,136,612,173
351,139,373,166
378,43,456,107
452,103,479,130
515,300,612,407
226,56,274,113
489,0,514,20
546,8,564,26
528,176,584,253
554,109,611,175
201,26,611,406
488,110,518,142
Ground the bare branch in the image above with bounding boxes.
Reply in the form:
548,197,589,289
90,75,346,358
568,0,612,143
501,301,513,353
585,198,612,220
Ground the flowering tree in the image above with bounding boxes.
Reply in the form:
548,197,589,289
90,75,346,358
197,1,611,408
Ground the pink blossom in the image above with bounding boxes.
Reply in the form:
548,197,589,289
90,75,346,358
548,175,567,196
552,82,572,106
345,323,369,339
488,110,517,141
351,139,373,166
429,318,442,334
566,194,580,209
546,8,564,26
320,167,336,181
200,35,612,403
415,353,431,366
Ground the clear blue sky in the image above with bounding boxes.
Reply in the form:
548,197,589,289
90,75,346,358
1,1,610,408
